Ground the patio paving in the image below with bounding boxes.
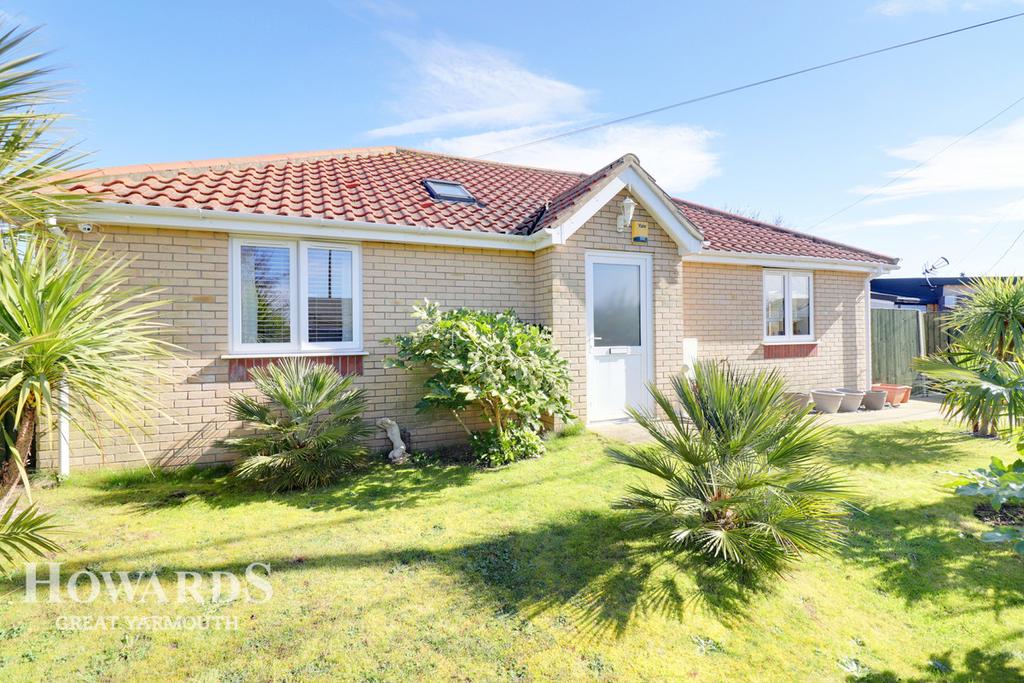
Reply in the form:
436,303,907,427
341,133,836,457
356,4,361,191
590,396,945,445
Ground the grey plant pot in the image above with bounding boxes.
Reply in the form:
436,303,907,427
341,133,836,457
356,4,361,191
832,388,866,413
784,392,811,412
811,390,844,414
862,390,887,411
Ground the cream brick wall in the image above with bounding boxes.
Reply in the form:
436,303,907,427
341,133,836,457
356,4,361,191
682,262,868,391
34,200,869,471
37,226,535,470
540,189,684,424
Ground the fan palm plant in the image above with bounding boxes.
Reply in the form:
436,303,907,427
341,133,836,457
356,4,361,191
610,361,850,574
0,233,177,497
915,277,1024,436
220,358,371,491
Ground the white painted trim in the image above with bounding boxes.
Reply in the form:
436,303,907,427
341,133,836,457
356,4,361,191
584,250,655,423
228,237,363,355
58,384,70,476
551,165,703,255
79,203,554,252
682,250,896,275
763,269,815,343
72,202,896,273
864,276,873,390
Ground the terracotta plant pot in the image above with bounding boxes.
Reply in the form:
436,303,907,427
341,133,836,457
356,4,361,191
861,390,887,411
872,384,911,405
811,390,844,414
832,388,865,412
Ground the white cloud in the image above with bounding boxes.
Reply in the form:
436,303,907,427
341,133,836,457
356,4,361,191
367,38,719,193
816,198,1024,236
851,117,1024,199
872,0,949,15
426,122,719,193
871,0,1024,14
367,39,589,138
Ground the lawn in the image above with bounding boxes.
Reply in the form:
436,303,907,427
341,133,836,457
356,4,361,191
1,420,1023,681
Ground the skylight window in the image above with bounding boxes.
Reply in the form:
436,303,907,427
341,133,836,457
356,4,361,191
423,179,476,203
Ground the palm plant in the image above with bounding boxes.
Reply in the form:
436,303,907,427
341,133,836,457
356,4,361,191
0,233,177,497
0,499,61,571
220,358,371,491
610,361,850,574
0,25,89,229
915,277,1024,436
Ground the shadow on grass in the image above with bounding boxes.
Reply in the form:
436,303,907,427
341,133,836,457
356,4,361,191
840,496,1024,615
82,461,475,513
852,647,1024,682
80,510,770,638
827,423,977,468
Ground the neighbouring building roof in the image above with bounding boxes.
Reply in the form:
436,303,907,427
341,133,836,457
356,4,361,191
67,146,898,265
871,277,977,306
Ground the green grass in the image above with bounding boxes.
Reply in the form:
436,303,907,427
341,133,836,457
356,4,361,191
1,420,1023,681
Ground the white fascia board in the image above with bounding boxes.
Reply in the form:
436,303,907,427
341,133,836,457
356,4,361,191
618,166,704,254
76,203,556,252
550,165,703,255
682,250,898,275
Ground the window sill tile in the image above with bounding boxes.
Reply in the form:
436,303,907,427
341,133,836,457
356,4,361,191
761,340,818,346
222,351,369,360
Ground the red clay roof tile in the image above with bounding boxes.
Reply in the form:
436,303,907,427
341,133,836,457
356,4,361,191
69,147,895,264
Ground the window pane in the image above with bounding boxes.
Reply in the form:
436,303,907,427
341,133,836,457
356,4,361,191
791,275,811,337
240,245,291,344
765,273,786,337
307,247,353,343
593,263,641,347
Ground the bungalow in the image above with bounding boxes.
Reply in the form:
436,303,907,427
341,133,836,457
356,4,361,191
38,147,898,471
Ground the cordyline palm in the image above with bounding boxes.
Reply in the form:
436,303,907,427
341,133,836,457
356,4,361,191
915,277,1024,436
220,358,371,492
610,361,850,574
0,25,90,229
0,233,177,498
0,499,61,573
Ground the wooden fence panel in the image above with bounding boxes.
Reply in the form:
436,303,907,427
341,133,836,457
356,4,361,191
871,309,922,387
923,311,951,355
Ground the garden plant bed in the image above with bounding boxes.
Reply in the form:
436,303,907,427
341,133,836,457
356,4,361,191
974,502,1024,526
0,420,1022,681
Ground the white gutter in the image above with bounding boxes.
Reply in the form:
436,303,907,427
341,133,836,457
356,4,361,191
77,203,557,252
682,250,898,275
73,203,898,273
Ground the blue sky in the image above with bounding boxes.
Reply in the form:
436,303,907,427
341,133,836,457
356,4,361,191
6,0,1024,275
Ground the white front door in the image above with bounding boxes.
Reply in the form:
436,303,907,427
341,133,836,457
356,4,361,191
585,251,653,422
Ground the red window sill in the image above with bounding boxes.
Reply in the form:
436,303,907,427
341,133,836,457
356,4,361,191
228,354,364,382
762,342,818,359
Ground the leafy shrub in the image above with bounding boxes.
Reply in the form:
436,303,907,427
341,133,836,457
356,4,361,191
470,424,544,467
220,359,371,491
951,456,1024,555
385,302,573,466
610,360,850,574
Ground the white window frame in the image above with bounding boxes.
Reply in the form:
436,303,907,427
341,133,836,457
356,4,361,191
762,269,814,343
229,237,362,354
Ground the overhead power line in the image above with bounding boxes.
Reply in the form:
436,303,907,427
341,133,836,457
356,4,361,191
809,92,1024,231
987,217,1024,274
476,11,1024,159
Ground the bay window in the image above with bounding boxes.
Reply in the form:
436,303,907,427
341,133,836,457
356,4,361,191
763,270,813,342
230,238,362,354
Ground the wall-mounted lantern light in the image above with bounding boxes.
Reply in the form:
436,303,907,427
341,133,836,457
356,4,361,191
616,196,636,233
